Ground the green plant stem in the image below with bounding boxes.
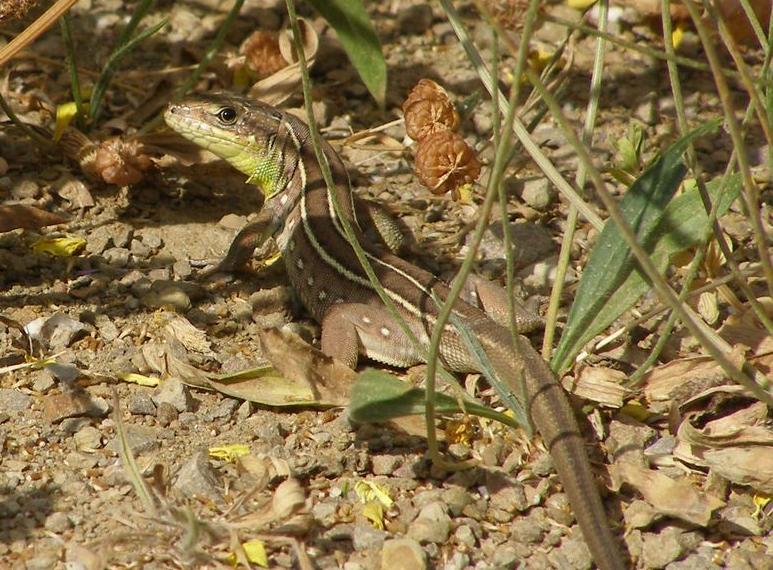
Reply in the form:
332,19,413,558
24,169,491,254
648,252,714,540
59,13,84,127
0,93,54,149
544,0,608,361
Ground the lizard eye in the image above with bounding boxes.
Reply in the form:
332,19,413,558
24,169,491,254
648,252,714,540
216,106,238,124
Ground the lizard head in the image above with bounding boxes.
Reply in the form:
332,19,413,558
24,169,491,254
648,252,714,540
165,93,296,198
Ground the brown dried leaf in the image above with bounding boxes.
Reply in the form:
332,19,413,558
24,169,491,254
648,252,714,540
257,327,357,406
248,18,318,106
614,460,725,526
562,366,628,408
0,204,67,233
674,403,773,493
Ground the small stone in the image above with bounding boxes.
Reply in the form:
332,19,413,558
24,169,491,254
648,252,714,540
141,282,191,312
11,178,40,199
236,400,252,420
0,388,31,414
141,232,162,250
127,391,156,416
152,378,194,412
130,238,151,258
94,314,120,342
102,247,130,267
491,543,519,567
371,454,402,476
42,392,109,422
172,450,222,502
453,524,476,548
74,425,103,452
521,178,554,211
407,502,451,544
352,523,387,551
441,486,472,516
208,398,239,420
108,425,161,455
173,258,193,279
31,371,56,393
510,518,545,544
156,402,179,426
380,537,426,570
545,493,574,526
44,511,72,533
641,526,684,568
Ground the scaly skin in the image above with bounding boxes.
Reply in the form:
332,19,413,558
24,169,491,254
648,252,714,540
165,93,626,570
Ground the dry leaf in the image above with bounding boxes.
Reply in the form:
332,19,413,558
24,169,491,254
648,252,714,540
614,460,725,526
563,366,628,407
257,327,357,406
0,204,67,232
674,403,773,494
248,18,318,106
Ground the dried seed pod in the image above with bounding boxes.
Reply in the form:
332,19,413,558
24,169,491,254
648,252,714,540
414,130,480,196
402,79,459,142
81,138,153,186
240,30,287,79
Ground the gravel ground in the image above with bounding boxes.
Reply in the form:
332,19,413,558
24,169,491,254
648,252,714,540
0,1,771,569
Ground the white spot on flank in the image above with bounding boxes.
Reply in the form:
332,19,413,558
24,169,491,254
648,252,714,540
318,290,327,301
307,276,314,286
362,316,371,324
280,194,288,205
380,327,391,337
296,258,304,270
288,239,295,252
334,298,344,304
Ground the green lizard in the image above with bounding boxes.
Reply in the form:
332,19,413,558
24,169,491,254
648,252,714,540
165,93,626,570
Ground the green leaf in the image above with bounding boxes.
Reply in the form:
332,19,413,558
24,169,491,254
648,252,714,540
307,0,386,106
349,369,521,429
552,119,737,373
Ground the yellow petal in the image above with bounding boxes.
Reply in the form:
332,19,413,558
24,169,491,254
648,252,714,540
354,480,394,508
53,102,79,142
362,500,385,530
118,372,160,387
32,236,86,256
209,444,251,462
567,0,597,10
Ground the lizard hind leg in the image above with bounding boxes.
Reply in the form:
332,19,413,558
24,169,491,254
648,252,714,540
320,304,426,369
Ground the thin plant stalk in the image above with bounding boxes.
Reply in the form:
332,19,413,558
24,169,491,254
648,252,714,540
59,13,84,126
682,0,773,299
543,0,608,360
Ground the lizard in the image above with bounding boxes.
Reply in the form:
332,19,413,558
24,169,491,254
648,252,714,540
164,93,626,570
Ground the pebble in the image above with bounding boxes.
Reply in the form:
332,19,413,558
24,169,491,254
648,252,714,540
371,454,402,475
107,425,161,455
43,511,72,533
156,401,179,426
102,247,130,267
510,518,544,544
352,523,387,551
172,449,222,502
42,392,109,422
397,3,434,35
152,378,195,412
74,425,103,452
453,524,476,548
127,391,156,416
441,486,472,516
521,178,554,211
379,537,426,570
0,388,31,414
641,526,684,568
407,502,451,544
